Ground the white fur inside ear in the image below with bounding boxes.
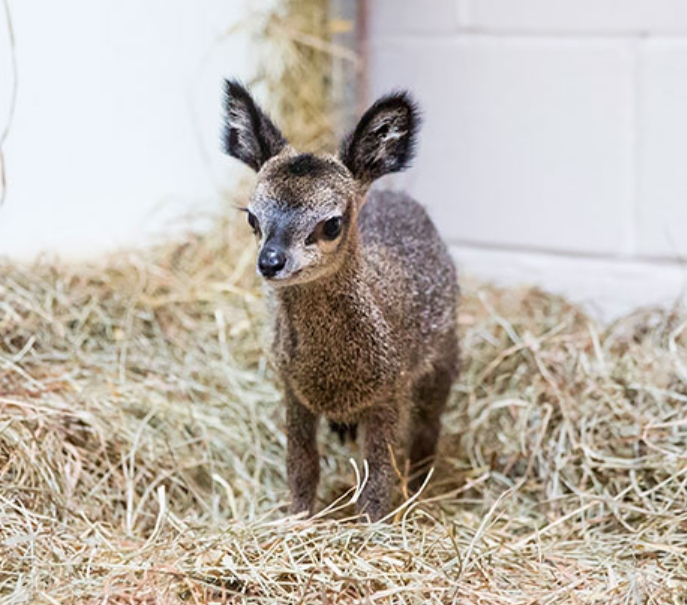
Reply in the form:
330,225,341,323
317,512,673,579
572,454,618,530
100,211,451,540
371,115,408,164
379,118,407,143
229,105,252,132
228,106,255,153
381,127,406,143
375,112,408,142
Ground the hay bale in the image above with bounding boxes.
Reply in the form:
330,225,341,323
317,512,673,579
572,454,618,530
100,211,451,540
246,0,357,153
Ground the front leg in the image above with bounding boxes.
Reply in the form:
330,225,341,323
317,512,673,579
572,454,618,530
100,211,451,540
286,390,320,516
358,403,400,522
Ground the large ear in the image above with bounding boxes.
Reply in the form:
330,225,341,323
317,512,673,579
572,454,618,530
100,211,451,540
339,91,421,184
222,79,287,171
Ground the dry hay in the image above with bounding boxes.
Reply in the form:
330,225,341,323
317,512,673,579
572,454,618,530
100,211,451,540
0,207,686,604
243,0,358,154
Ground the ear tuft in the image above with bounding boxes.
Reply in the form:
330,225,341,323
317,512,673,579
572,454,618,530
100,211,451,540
339,91,421,184
222,79,287,171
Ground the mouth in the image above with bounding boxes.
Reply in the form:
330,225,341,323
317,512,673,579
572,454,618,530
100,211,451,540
262,268,303,284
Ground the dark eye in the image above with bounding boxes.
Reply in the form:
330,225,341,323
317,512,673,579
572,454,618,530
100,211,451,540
247,211,259,234
322,216,342,240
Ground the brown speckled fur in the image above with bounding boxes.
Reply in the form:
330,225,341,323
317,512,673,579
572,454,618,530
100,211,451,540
222,80,459,521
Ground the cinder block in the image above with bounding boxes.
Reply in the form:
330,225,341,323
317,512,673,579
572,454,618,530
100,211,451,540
470,0,687,34
638,41,687,259
369,38,634,255
368,0,458,37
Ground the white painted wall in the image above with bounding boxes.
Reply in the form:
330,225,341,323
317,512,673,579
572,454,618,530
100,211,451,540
369,0,687,318
0,0,251,259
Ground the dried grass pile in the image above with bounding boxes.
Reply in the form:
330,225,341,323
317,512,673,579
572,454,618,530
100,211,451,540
244,0,360,153
0,210,686,604
247,0,339,153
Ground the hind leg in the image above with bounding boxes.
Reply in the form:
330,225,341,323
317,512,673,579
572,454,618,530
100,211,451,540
408,350,457,492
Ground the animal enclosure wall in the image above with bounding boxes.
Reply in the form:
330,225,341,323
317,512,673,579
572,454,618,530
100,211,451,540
368,0,687,317
0,0,251,258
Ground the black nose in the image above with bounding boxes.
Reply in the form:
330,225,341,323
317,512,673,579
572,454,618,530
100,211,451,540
258,246,286,277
